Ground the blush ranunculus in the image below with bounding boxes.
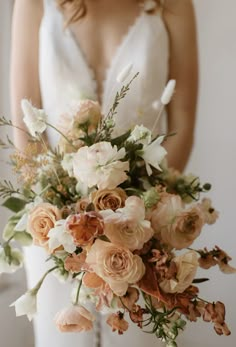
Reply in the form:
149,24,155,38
66,212,104,246
72,142,129,189
85,239,145,296
27,203,61,247
54,305,95,332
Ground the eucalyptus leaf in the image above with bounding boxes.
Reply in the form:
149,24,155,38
14,231,33,246
2,197,27,212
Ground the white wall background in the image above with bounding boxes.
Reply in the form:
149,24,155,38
0,1,236,346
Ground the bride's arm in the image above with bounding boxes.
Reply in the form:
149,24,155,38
10,0,43,149
163,0,198,172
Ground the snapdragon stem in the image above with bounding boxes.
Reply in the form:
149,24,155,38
45,122,77,151
74,273,85,305
151,104,164,134
31,266,58,295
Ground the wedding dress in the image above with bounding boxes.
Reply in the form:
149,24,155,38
24,0,169,346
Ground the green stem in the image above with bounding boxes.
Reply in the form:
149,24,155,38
45,122,77,151
74,273,85,305
31,266,58,295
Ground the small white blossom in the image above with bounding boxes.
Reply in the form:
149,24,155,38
10,291,37,321
141,136,167,175
0,246,24,274
21,99,47,137
48,220,76,254
127,125,152,146
61,153,75,177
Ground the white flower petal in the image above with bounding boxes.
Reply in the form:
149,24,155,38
10,292,37,321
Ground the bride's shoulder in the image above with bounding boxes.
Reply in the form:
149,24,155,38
163,0,195,18
162,0,196,32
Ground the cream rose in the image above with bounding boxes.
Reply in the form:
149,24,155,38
27,203,61,247
159,251,199,293
150,194,183,233
91,188,127,211
85,239,145,296
101,196,153,251
160,206,204,250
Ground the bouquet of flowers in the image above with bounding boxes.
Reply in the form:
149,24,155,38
0,73,235,346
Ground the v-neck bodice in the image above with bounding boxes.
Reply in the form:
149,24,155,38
39,0,169,146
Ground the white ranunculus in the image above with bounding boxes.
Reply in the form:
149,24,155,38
127,125,152,146
10,291,37,321
0,246,24,274
21,99,47,137
48,220,76,253
73,142,129,189
61,153,75,177
141,136,167,175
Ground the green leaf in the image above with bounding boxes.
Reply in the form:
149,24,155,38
2,197,27,212
110,129,131,147
14,231,33,246
2,211,24,240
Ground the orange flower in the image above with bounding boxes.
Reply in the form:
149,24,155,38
118,287,139,311
27,203,61,247
66,212,104,246
64,252,87,273
106,312,129,334
54,305,95,332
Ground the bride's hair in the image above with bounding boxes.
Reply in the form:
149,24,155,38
56,0,161,24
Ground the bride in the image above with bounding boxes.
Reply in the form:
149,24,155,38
10,0,198,346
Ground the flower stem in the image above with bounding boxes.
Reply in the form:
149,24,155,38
31,266,58,295
45,122,77,151
74,272,85,305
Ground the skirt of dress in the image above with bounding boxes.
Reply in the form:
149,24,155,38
24,245,163,347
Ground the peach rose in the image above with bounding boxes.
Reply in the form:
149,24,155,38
54,305,95,332
91,188,127,211
150,194,183,233
58,100,102,153
101,196,154,251
27,203,61,247
106,312,129,334
85,239,145,296
159,251,199,293
66,212,104,246
161,206,204,250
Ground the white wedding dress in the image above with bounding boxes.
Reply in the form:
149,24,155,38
24,0,169,346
